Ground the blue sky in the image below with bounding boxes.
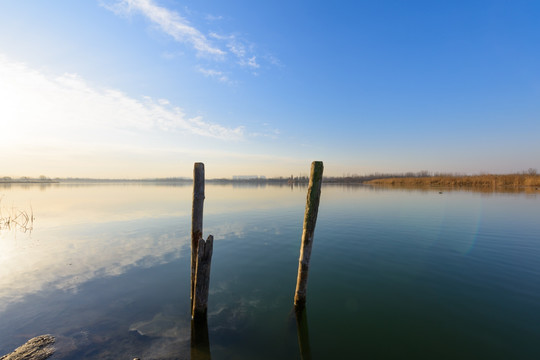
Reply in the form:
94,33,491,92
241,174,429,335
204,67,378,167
1,0,539,178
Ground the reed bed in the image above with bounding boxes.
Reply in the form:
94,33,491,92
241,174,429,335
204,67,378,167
366,174,540,189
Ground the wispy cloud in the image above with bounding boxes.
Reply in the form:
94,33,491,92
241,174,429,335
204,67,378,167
209,32,260,70
102,0,225,58
102,0,276,80
196,66,231,84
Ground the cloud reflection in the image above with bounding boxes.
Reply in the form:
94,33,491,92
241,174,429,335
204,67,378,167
0,220,188,313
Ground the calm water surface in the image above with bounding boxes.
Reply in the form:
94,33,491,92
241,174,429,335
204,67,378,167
1,183,539,359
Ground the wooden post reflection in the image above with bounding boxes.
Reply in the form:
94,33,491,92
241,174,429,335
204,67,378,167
295,308,312,360
191,317,211,360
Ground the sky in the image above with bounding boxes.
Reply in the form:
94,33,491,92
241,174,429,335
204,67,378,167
1,0,539,178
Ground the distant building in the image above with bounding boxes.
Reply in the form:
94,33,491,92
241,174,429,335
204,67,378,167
232,175,261,180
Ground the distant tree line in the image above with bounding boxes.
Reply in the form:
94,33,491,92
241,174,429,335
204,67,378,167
0,175,57,183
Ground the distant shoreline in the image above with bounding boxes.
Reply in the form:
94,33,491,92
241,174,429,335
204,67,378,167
1,173,539,187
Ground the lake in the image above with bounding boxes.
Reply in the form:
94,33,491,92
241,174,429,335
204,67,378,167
1,183,540,359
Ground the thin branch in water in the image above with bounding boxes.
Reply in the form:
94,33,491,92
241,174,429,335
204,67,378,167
0,200,34,233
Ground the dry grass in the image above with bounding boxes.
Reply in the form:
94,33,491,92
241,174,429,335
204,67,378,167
366,174,540,190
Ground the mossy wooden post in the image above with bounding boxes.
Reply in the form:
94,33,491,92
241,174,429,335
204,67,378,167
191,162,205,309
193,235,214,319
294,161,323,311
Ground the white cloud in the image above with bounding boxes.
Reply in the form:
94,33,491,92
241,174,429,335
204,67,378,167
196,66,231,84
227,39,259,69
246,56,260,69
205,14,224,22
102,0,225,58
0,55,244,144
208,32,228,41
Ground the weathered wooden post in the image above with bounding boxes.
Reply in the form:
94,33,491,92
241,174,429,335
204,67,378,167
192,235,214,319
191,162,205,308
294,161,324,310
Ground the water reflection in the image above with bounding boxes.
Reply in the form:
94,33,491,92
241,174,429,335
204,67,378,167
0,183,57,191
0,223,188,312
191,318,211,360
295,308,312,360
366,183,540,195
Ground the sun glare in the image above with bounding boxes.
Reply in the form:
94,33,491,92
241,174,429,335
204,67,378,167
0,61,31,145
